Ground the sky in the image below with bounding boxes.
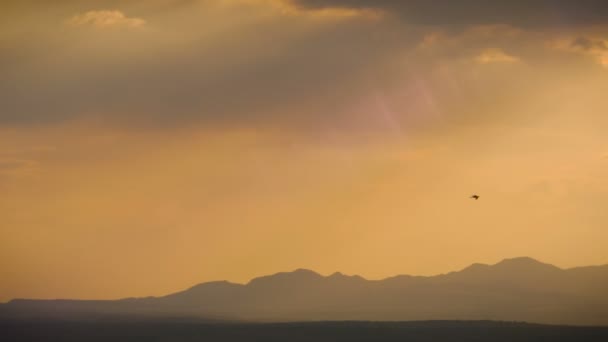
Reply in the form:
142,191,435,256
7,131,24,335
1,0,608,302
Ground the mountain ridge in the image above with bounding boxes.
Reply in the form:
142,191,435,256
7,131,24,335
2,257,608,325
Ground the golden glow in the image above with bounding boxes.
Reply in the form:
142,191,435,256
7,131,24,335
1,0,608,302
217,0,382,20
475,48,520,64
66,10,146,29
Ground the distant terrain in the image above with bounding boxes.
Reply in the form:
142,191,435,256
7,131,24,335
3,321,608,342
2,257,608,325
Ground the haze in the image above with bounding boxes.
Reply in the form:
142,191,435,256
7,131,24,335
1,0,608,303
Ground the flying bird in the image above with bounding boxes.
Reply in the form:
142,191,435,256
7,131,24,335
470,195,480,200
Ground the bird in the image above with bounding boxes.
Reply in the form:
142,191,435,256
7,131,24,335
470,194,479,200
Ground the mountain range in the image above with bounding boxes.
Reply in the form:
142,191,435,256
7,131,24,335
2,257,608,325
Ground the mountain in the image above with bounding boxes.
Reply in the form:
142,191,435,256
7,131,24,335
2,257,608,325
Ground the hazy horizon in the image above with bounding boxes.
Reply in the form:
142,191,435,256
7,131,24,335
2,256,606,302
2,0,608,306
4,256,608,326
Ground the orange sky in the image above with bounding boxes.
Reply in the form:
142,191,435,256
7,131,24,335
1,0,608,302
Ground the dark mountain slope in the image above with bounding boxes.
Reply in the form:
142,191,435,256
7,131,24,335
2,257,607,325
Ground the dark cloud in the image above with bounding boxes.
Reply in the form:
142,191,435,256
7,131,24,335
291,0,608,28
571,36,608,51
0,10,410,128
2,0,607,130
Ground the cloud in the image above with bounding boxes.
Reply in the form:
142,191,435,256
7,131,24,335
254,0,381,20
1,0,407,129
419,25,524,48
572,37,608,67
416,25,527,66
552,35,608,67
66,10,145,29
475,48,520,64
290,0,608,28
1,0,607,131
0,158,39,178
293,6,380,20
571,36,608,51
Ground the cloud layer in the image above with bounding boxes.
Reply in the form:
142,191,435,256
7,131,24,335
66,10,145,29
291,0,608,27
1,0,607,129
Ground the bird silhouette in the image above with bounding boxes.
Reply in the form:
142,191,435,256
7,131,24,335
470,195,480,200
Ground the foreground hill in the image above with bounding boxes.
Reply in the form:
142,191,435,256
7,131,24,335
2,257,608,325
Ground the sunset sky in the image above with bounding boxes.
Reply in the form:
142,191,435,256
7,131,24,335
2,0,608,302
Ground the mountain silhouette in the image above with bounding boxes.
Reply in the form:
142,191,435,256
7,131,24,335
2,257,608,325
